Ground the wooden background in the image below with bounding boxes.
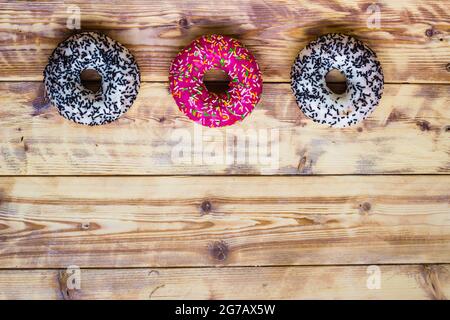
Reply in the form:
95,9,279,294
0,0,449,299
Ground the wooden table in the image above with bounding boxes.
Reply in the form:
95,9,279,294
0,0,449,299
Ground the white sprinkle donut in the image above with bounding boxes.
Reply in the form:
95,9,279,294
291,34,384,128
44,32,140,125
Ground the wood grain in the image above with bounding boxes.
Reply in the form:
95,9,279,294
0,265,449,299
0,82,448,175
0,0,449,83
0,0,449,300
0,176,448,268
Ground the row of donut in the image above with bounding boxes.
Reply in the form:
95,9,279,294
44,32,383,128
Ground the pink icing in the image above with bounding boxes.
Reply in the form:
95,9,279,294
169,34,263,127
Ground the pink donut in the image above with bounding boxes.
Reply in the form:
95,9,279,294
169,34,263,127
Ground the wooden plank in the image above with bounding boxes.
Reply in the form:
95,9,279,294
0,176,448,268
0,265,449,299
0,0,449,83
0,82,448,175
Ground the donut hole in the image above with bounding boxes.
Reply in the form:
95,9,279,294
325,69,347,95
80,69,102,93
203,68,231,95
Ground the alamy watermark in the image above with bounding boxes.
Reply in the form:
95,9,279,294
366,3,381,29
170,126,280,171
366,265,381,290
65,265,81,290
66,5,81,30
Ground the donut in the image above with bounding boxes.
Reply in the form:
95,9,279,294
291,33,384,128
44,32,140,125
169,34,263,127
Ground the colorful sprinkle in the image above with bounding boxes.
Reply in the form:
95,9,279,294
169,34,263,127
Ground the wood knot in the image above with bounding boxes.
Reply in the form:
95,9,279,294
359,202,372,212
159,116,165,123
80,222,90,230
200,200,212,214
178,17,189,28
295,217,316,226
357,127,363,132
416,120,431,131
446,63,450,72
425,28,435,37
209,240,229,262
